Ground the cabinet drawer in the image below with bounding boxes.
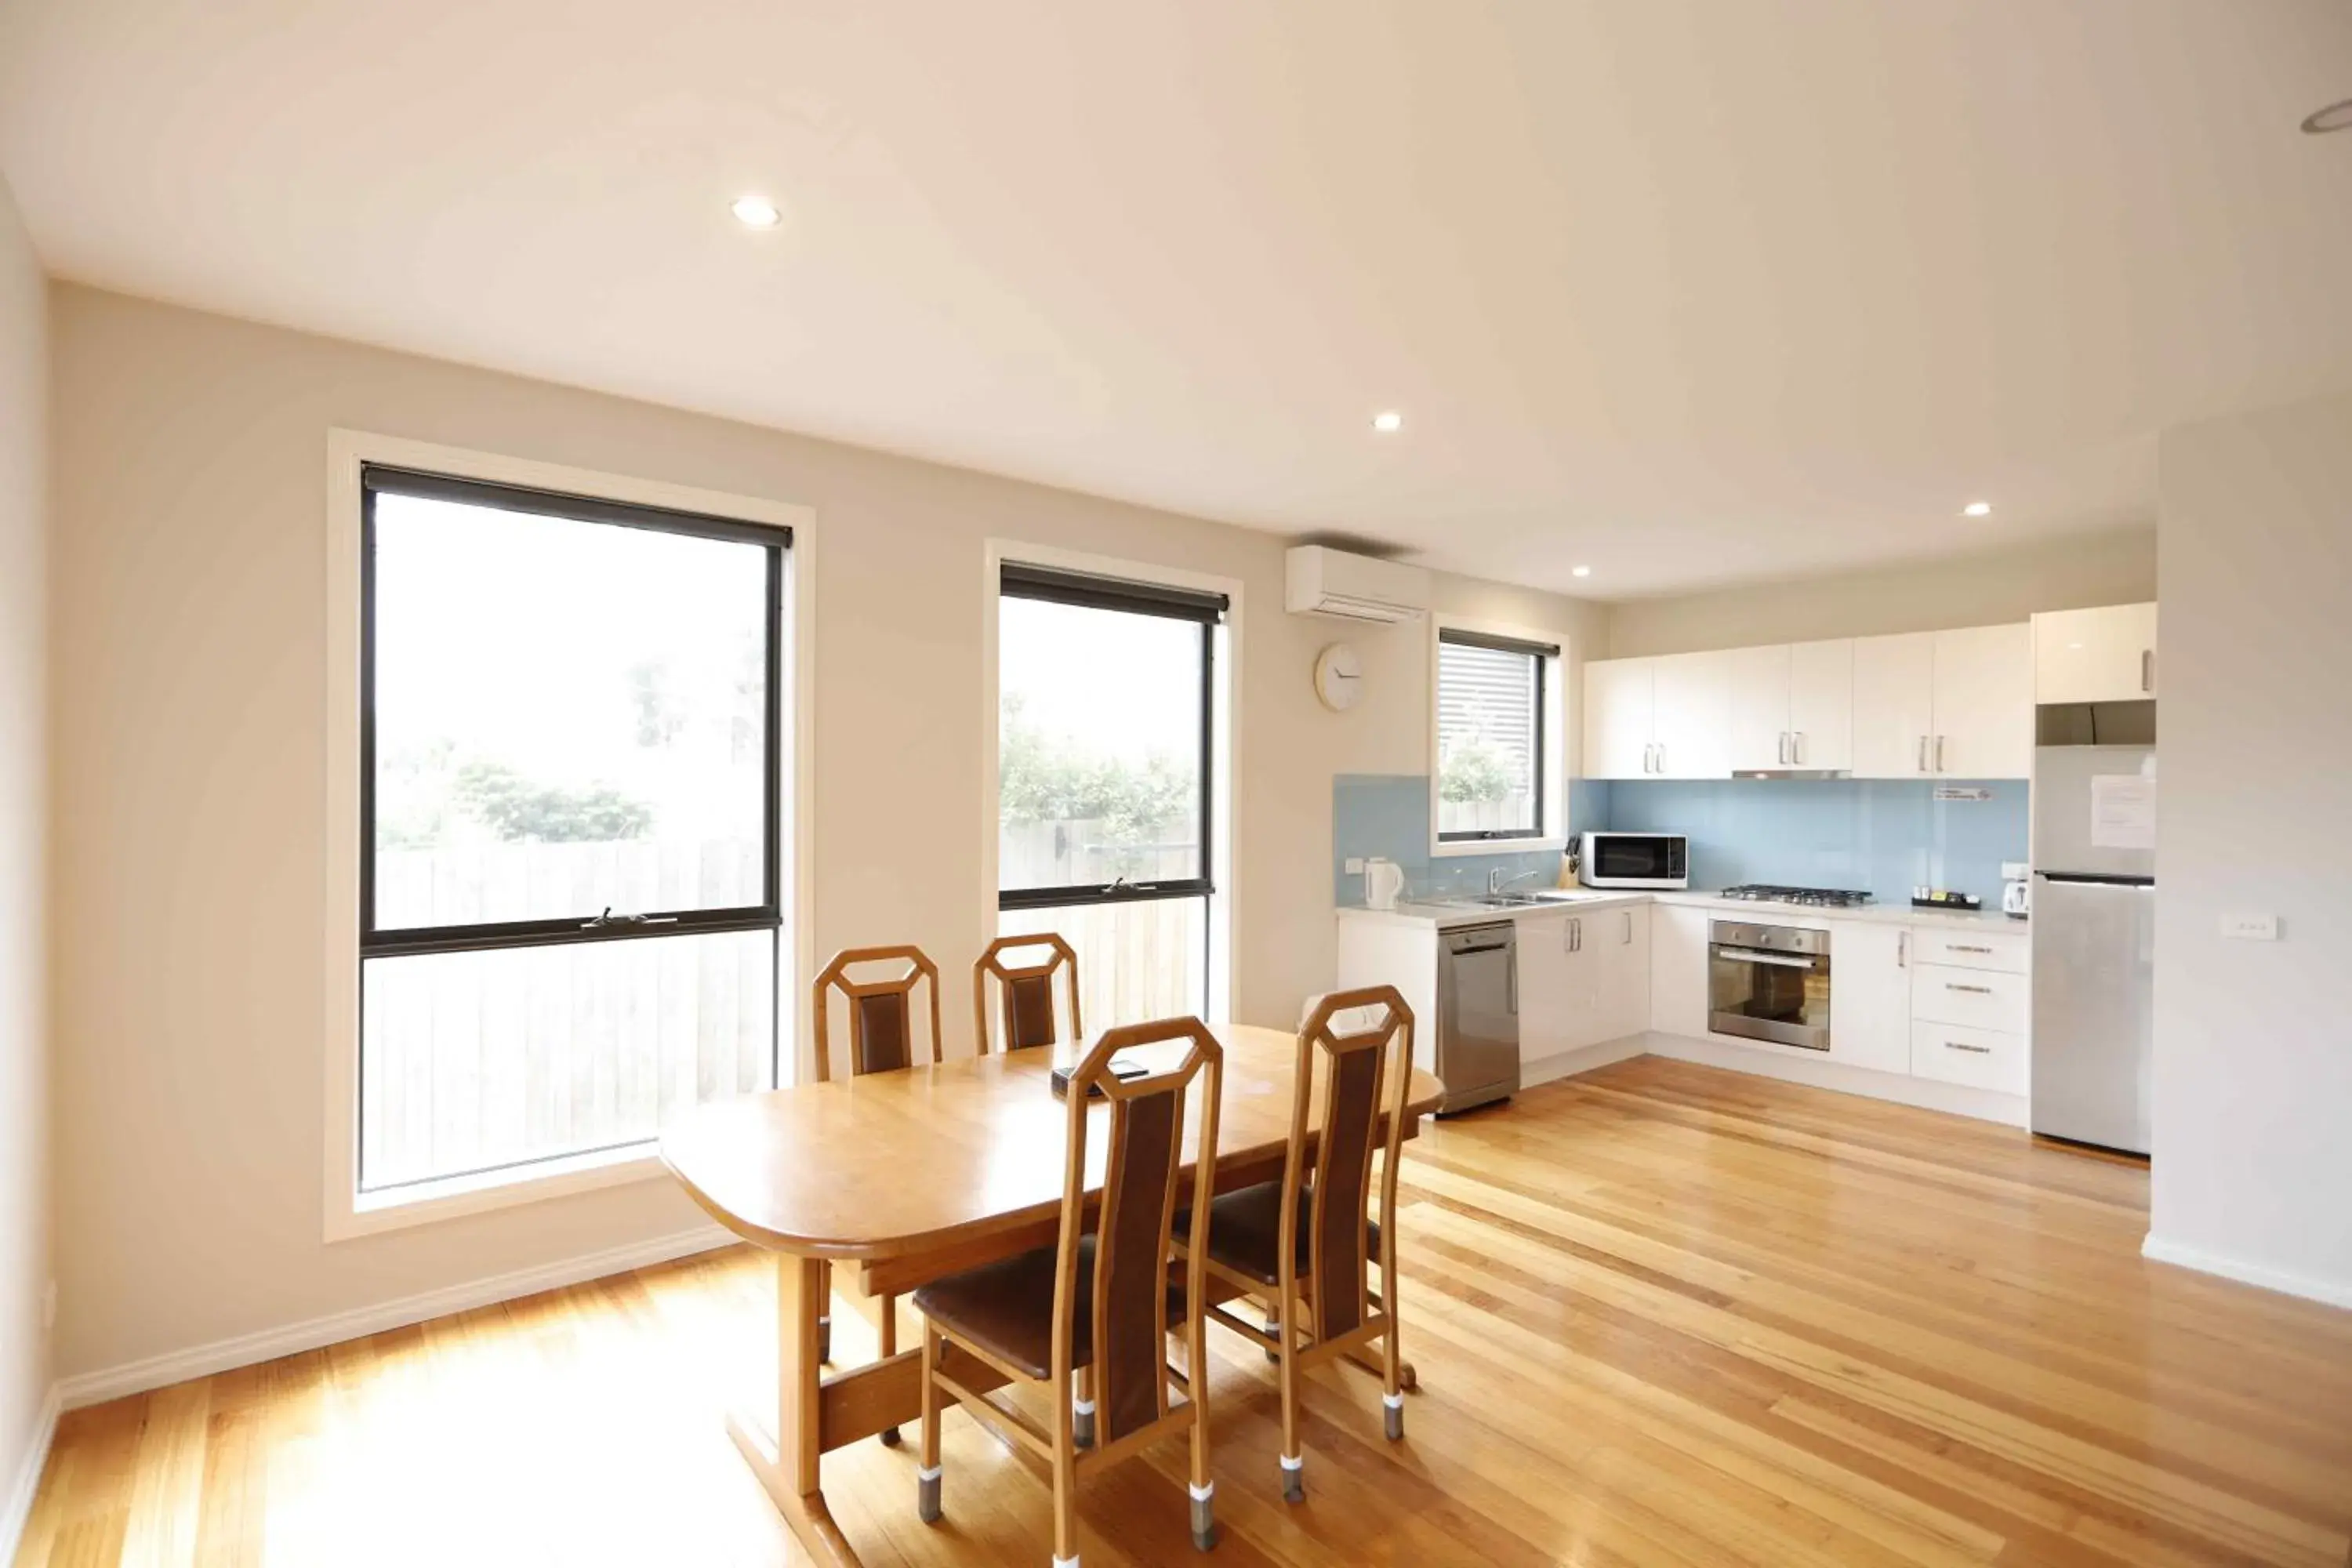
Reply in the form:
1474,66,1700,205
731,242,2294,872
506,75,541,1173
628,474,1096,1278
1912,927,2028,974
1911,1020,2027,1095
1912,963,2028,1033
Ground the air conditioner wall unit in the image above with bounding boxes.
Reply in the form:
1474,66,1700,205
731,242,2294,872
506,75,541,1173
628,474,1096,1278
1284,546,1431,624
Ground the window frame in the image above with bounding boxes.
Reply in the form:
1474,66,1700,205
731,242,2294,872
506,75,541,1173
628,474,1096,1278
1428,615,1569,857
323,430,815,1241
980,541,1240,1025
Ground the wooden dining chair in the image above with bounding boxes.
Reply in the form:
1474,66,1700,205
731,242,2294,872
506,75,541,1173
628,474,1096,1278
913,1017,1225,1566
1185,986,1414,1502
973,931,1083,1053
810,944,944,1443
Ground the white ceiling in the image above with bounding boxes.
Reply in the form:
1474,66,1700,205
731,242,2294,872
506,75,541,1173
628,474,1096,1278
4,2,2349,598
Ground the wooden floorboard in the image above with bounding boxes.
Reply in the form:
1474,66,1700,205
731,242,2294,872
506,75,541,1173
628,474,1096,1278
16,1056,2351,1566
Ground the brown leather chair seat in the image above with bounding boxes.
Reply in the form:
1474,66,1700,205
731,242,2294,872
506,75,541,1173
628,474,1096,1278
912,1236,1186,1381
1192,1180,1381,1288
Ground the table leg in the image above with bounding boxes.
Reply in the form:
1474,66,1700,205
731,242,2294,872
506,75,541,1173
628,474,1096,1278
728,1254,866,1566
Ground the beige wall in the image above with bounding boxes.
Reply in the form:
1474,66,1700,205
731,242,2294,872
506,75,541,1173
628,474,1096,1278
46,284,1603,1379
2150,390,2352,1305
1602,527,2156,656
0,180,50,1512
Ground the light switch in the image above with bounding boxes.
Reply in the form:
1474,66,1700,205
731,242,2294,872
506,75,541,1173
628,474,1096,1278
2221,913,2280,942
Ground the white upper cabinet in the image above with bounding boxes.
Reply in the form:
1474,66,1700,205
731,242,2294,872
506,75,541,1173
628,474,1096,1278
1582,659,1657,779
2033,602,2158,704
1726,645,1794,771
1788,639,1855,771
1931,623,2033,779
1650,651,1733,779
1852,626,2030,779
1853,632,1938,778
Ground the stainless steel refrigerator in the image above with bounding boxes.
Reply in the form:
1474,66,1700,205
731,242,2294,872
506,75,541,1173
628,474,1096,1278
2030,744,2156,1154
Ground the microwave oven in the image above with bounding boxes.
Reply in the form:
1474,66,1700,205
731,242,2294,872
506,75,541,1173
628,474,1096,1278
1579,832,1690,890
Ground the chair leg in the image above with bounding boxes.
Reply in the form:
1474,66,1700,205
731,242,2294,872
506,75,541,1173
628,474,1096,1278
1262,1300,1280,1364
1383,1315,1406,1442
1276,1285,1304,1503
1189,1306,1216,1551
877,1292,902,1446
1052,1373,1080,1567
818,1260,833,1364
916,1323,942,1524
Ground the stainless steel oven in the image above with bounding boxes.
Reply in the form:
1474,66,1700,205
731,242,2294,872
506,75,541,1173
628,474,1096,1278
1708,920,1831,1051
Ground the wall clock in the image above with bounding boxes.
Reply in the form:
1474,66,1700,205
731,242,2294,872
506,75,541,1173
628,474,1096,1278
1313,643,1363,712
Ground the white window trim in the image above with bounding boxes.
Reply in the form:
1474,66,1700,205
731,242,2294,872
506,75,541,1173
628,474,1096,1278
978,539,1240,1023
1427,612,1569,859
321,429,817,1241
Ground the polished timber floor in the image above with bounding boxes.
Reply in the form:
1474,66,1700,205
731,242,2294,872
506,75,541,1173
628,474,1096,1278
16,1058,2352,1567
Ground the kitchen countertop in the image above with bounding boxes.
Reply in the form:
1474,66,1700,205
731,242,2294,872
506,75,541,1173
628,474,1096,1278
1337,888,2027,933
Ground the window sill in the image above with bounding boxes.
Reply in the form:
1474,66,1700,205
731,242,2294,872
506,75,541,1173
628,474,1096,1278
1429,836,1567,860
328,1141,670,1242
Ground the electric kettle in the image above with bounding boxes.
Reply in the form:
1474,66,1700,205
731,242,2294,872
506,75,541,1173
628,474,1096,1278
1362,857,1405,911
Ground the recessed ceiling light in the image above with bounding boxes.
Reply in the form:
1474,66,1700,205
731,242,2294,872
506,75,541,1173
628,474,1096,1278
731,195,782,228
1370,411,1403,433
1962,501,1992,517
2302,97,2352,134
1571,565,1593,578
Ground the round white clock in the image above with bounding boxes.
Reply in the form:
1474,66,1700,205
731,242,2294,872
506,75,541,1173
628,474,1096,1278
1313,643,1363,712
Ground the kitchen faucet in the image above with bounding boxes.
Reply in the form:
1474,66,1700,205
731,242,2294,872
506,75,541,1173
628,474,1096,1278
1489,867,1541,895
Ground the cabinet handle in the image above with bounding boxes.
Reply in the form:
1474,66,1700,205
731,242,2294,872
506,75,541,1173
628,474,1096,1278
1945,982,1994,995
1780,731,1792,764
1916,735,1929,773
1622,910,1633,944
1793,731,1805,764
1944,1040,1992,1054
1951,944,1994,954
1570,919,1580,953
2142,649,2154,694
1655,743,1667,774
1897,931,1908,968
1936,735,1948,772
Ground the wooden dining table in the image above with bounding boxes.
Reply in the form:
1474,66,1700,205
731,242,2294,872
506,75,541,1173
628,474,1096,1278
661,1022,1446,1568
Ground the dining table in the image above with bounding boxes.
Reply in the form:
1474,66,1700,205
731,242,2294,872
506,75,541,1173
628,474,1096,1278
660,1021,1445,1568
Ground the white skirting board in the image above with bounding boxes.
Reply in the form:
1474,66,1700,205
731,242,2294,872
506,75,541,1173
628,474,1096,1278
54,1223,739,1411
1520,1035,1650,1090
1639,1031,2030,1127
2140,1235,2352,1311
2,1385,63,1565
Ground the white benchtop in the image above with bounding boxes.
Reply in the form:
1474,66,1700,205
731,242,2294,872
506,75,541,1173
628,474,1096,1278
1337,888,2027,934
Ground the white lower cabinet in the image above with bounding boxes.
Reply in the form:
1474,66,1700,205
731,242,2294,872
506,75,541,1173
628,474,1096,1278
1827,923,1910,1075
1910,1020,2028,1094
1519,906,1653,1064
1650,904,1713,1039
1911,962,2030,1034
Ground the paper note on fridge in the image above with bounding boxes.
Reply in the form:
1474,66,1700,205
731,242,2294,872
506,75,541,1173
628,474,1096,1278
2090,775,2157,850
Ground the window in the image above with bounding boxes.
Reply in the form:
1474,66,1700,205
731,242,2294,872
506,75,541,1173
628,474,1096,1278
996,563,1223,1027
1436,627,1559,842
358,466,785,1196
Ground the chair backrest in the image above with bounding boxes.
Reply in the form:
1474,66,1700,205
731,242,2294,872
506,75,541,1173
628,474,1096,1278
972,933,1082,1054
1279,988,1415,1341
811,946,943,1083
1051,1017,1222,1445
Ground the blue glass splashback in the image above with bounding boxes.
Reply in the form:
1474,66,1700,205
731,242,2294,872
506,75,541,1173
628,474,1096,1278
1332,774,2024,907
1602,779,2027,905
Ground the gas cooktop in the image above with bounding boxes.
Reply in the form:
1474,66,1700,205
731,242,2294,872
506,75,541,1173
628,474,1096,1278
1716,884,1876,909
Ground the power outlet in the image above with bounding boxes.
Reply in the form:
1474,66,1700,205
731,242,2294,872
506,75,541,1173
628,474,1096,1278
1344,858,1366,876
2221,913,2280,942
42,1279,56,1333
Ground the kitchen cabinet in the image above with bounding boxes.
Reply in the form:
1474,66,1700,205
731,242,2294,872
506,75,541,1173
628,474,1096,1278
1650,903,1713,1038
1519,906,1652,1062
1582,659,1656,780
1828,923,1911,1076
1853,625,2031,779
1930,623,2033,779
2034,602,2158,704
1651,652,1733,779
1728,641,1854,772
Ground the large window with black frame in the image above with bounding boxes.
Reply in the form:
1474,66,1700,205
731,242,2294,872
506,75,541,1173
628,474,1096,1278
359,466,786,1194
996,564,1222,1029
1436,627,1556,841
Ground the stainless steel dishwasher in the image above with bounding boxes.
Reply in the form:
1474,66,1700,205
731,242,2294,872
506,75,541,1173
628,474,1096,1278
1436,922,1519,1113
